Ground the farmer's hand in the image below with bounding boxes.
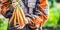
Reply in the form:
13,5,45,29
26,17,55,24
12,0,18,7
15,25,25,29
17,26,25,29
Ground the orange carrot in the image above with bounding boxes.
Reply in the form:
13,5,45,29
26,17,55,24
19,8,27,24
9,10,15,24
19,10,25,26
16,10,20,26
14,10,16,27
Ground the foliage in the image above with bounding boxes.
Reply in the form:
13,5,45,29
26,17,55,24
0,18,3,27
43,8,60,28
48,0,57,8
0,18,8,30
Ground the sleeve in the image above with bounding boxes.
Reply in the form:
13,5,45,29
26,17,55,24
4,7,14,18
29,0,48,28
27,0,43,28
39,0,48,25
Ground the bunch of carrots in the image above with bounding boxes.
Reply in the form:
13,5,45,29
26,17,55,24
9,0,28,28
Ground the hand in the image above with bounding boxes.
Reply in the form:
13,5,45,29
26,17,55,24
12,0,18,7
16,25,25,29
17,26,24,29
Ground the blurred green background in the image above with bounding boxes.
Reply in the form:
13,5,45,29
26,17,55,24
0,0,60,30
43,0,60,30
